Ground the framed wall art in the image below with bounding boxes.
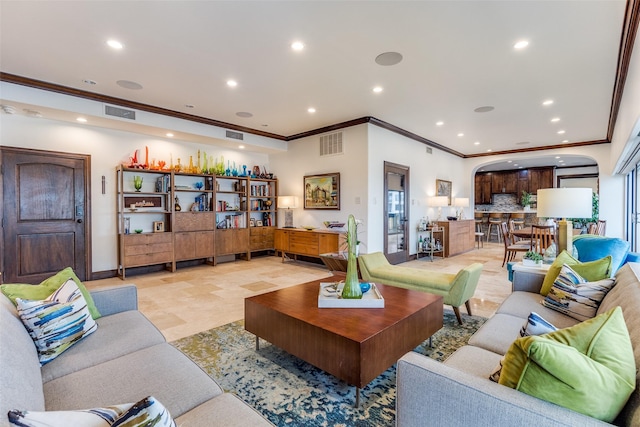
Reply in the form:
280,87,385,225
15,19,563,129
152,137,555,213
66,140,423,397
436,179,452,206
304,173,340,209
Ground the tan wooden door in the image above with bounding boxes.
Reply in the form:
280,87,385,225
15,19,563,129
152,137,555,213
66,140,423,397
1,147,90,283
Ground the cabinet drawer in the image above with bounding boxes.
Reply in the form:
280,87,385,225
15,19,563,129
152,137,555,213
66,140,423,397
123,233,172,245
124,241,173,256
124,251,173,267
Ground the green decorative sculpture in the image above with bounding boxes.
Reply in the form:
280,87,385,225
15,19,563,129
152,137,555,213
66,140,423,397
341,214,363,299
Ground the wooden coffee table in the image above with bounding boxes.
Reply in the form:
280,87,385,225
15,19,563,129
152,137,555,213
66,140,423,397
244,275,443,406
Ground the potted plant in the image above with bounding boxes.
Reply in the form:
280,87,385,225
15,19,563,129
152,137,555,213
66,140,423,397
523,250,543,266
521,190,532,211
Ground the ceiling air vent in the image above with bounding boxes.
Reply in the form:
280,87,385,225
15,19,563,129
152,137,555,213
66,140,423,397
226,130,244,140
319,132,343,157
104,105,136,120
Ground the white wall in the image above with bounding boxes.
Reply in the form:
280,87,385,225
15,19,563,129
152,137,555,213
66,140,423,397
1,114,269,272
269,124,369,250
367,125,467,254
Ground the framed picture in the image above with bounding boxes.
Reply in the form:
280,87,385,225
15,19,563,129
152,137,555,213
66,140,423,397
250,218,256,227
304,173,340,209
153,221,165,232
436,179,452,206
256,220,263,227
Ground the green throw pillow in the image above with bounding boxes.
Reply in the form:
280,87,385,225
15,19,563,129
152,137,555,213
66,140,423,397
540,251,612,296
499,307,636,422
1,267,101,319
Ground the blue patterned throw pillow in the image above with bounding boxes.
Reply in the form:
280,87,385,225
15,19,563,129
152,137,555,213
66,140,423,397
16,278,98,365
9,396,176,427
542,264,616,321
520,312,557,337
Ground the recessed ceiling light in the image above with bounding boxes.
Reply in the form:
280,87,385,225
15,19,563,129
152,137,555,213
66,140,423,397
557,130,565,134
116,80,143,90
474,141,480,145
436,121,444,126
308,107,316,113
239,145,245,149
487,149,492,152
236,112,253,118
562,139,569,143
76,117,87,123
166,133,174,137
555,156,560,159
373,86,383,93
474,106,495,113
291,41,304,51
479,169,485,172
457,133,464,137
518,166,523,169
551,117,560,122
82,79,97,85
107,39,123,49
514,40,529,49
514,163,519,166
227,80,238,88
375,51,403,66
559,160,565,163
542,99,554,106
507,160,512,163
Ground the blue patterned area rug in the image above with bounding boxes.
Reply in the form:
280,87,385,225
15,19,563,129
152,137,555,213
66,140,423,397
172,310,486,427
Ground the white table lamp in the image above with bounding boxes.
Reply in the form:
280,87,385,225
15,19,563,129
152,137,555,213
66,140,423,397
537,188,592,256
429,196,449,221
278,196,298,228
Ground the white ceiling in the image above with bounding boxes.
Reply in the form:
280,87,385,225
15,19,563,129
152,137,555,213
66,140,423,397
0,0,628,163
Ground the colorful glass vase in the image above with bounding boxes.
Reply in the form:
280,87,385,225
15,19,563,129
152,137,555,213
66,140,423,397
341,214,362,299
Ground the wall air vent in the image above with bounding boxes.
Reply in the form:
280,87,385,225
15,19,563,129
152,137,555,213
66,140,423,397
105,105,136,120
226,130,244,140
319,132,343,157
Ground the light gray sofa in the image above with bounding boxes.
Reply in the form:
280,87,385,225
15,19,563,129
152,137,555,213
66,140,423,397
0,284,272,426
396,262,640,426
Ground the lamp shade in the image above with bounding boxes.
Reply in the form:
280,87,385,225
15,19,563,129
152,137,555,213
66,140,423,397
429,196,449,207
453,197,469,208
537,188,592,218
277,196,297,209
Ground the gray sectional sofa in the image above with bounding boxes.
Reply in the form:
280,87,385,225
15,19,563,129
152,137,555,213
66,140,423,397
0,284,272,426
396,262,640,426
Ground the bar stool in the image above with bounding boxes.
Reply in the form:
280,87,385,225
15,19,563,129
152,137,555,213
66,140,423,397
487,212,503,242
510,212,525,229
474,212,485,233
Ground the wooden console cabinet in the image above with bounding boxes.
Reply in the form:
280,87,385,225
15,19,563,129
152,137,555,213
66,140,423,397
435,220,475,257
274,229,340,261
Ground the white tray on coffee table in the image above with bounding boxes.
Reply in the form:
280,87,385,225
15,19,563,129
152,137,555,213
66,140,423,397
318,282,385,308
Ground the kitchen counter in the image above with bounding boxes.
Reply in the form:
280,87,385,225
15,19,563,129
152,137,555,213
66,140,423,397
474,210,536,214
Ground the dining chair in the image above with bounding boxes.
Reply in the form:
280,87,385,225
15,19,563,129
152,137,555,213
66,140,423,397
509,219,532,247
509,212,526,229
530,224,554,255
500,222,529,267
588,220,606,236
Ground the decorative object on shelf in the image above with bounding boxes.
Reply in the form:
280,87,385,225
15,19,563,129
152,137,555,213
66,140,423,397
194,182,204,190
359,282,371,293
153,221,165,232
521,190,532,211
304,173,340,209
250,218,256,227
429,196,449,221
278,195,297,228
523,251,543,266
454,197,469,219
133,176,143,192
436,179,452,206
341,214,363,299
124,217,131,234
537,188,592,257
242,165,247,176
134,229,143,234
175,196,182,211
301,226,316,231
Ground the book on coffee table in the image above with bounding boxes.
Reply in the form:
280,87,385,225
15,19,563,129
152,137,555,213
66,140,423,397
318,282,385,308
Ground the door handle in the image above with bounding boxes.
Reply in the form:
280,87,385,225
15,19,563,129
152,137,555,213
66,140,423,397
77,219,83,223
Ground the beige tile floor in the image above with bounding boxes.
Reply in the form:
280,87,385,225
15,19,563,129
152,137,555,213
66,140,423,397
85,241,512,342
